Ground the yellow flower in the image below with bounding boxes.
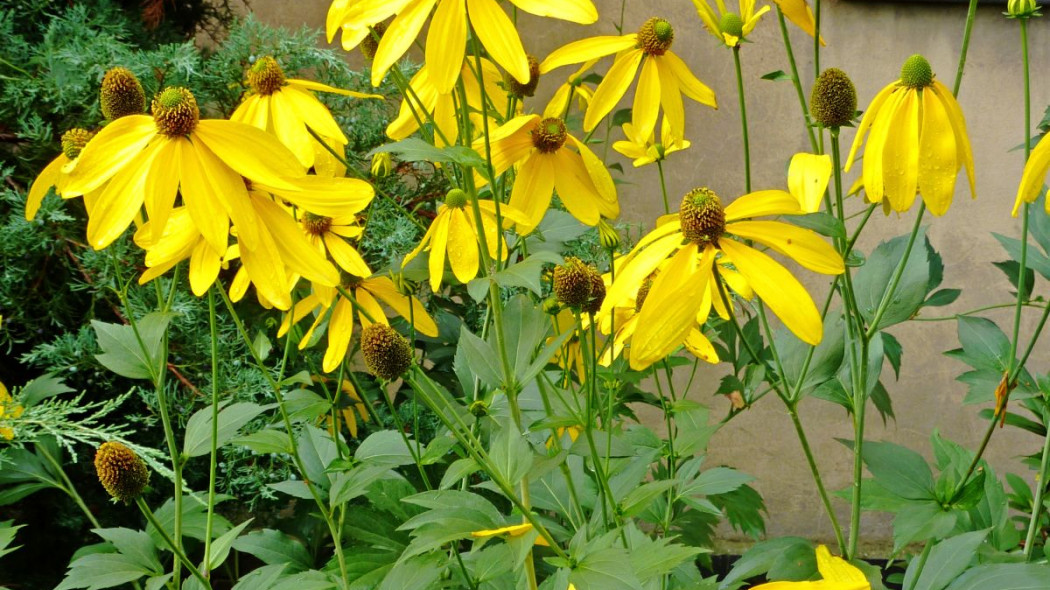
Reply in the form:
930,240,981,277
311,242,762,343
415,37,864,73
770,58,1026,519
26,128,98,220
231,56,381,175
371,152,393,177
279,274,438,373
600,188,843,370
772,0,825,44
612,118,691,167
1014,132,1050,215
0,381,24,441
542,59,598,120
750,545,869,590
475,115,619,232
387,58,508,147
62,86,308,252
691,0,770,47
470,523,550,546
788,152,832,213
319,378,370,438
403,189,530,291
334,0,598,94
844,55,975,216
540,17,717,141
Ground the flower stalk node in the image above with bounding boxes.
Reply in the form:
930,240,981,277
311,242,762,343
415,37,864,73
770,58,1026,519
152,87,199,136
680,188,726,246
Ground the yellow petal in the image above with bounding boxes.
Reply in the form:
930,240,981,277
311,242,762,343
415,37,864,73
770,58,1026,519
239,220,292,310
194,120,305,188
631,244,709,370
743,5,771,35
788,153,832,213
64,115,156,196
354,288,387,330
861,89,907,205
632,58,661,142
282,86,349,145
323,297,355,373
727,220,844,274
262,176,374,219
507,0,597,23
1016,133,1050,215
509,153,556,233
471,523,534,538
445,209,480,283
661,51,717,109
252,195,340,287
815,545,870,588
600,232,683,316
478,115,539,177
881,90,919,212
141,137,181,243
428,213,451,291
26,155,67,220
189,239,222,296
427,0,468,94
689,0,721,39
178,138,231,254
192,136,261,250
288,79,383,99
917,88,958,216
468,0,529,85
774,0,825,44
584,49,643,132
844,83,898,173
568,136,619,218
269,90,315,169
931,80,975,202
323,233,373,277
552,150,601,227
86,139,160,250
724,190,802,221
371,0,437,87
684,328,719,364
544,84,573,120
365,276,439,337
719,239,823,345
539,35,637,74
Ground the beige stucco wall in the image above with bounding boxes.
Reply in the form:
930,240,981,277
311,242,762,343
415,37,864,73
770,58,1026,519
247,0,1046,553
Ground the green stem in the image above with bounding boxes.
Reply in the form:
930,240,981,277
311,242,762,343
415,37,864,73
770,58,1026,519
37,444,101,529
732,46,751,193
864,204,926,341
777,7,818,151
1023,404,1050,559
813,0,821,79
202,289,220,579
137,498,213,590
788,405,846,553
914,302,1046,322
905,539,933,590
656,159,671,215
952,0,981,96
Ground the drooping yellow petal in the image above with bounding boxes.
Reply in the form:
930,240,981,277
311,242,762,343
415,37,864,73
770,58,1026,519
468,0,530,85
507,0,597,23
815,545,869,588
64,115,156,196
188,239,222,296
238,218,292,310
509,153,556,233
568,136,620,219
428,213,451,292
323,297,355,373
774,0,825,44
728,220,844,274
917,88,958,216
371,0,438,88
600,231,684,316
26,155,68,220
742,5,771,36
445,208,480,284
540,35,637,74
190,136,261,250
269,90,315,169
930,80,975,202
427,0,468,94
881,90,919,212
252,196,339,287
631,244,709,370
324,233,373,277
86,139,161,250
632,58,662,142
288,79,384,99
844,83,898,172
684,328,719,364
177,138,231,254
860,89,907,205
584,49,644,132
194,120,305,189
282,85,350,145
690,0,721,39
257,175,375,218
140,136,180,243
724,190,802,221
719,239,823,345
788,153,832,213
1016,133,1050,215
552,149,602,227
653,59,686,140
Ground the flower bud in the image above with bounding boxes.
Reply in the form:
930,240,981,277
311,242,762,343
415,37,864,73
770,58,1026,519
810,68,857,128
95,441,149,503
1007,0,1040,18
371,152,393,177
582,269,605,315
597,218,621,251
361,323,413,381
504,55,540,98
469,400,489,417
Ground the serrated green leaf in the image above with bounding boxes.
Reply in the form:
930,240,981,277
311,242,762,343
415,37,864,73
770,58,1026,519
56,553,152,590
571,546,643,590
18,373,73,406
859,440,936,501
854,229,931,330
455,326,502,389
945,563,1050,590
371,138,485,169
93,528,160,573
91,312,172,381
489,417,534,488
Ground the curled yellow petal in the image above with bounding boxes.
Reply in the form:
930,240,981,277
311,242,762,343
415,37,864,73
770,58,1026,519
787,153,832,213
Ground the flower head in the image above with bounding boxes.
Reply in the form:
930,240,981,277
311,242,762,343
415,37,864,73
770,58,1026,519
810,68,857,128
100,67,146,121
751,545,870,590
844,54,976,216
1007,0,1041,18
232,56,381,174
613,118,691,167
540,17,717,141
691,0,770,47
94,441,150,503
26,128,97,220
362,323,413,380
330,0,598,94
474,114,619,232
600,188,844,369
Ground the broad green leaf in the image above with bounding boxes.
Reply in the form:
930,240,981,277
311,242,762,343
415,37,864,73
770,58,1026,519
923,288,962,308
903,529,989,590
283,389,331,422
945,563,1050,590
232,529,311,572
993,232,1050,282
355,430,416,467
270,569,340,590
455,326,502,389
620,480,675,518
775,311,845,397
297,425,338,490
329,464,392,507
440,458,480,490
854,229,931,330
231,429,290,455
719,537,813,589
230,564,286,590
146,496,231,546
371,138,485,169
488,417,534,488
93,528,161,572
783,212,845,239
678,467,754,499
144,574,172,590
860,440,936,501
183,402,270,457
571,546,643,590
503,294,553,386
523,210,590,254
91,312,172,381
19,373,73,406
379,553,445,590
56,553,152,590
761,70,793,81
891,501,957,552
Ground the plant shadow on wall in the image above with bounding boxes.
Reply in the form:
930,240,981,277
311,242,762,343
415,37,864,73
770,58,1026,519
0,0,1049,589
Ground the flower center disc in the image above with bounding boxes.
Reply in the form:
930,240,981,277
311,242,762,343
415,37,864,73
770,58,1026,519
899,54,933,89
100,67,146,121
719,13,744,38
531,118,567,153
303,213,334,236
680,187,726,246
61,128,94,160
638,17,674,55
247,56,286,96
152,87,200,137
444,188,469,209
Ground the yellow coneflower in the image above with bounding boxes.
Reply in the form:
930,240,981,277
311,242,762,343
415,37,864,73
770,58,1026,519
612,118,691,168
751,545,869,590
94,441,150,503
26,128,97,220
691,0,770,47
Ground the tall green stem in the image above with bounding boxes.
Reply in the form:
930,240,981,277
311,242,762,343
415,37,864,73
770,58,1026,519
787,406,846,553
952,0,981,96
1023,404,1050,559
656,159,671,215
732,46,751,193
777,7,818,151
202,289,220,579
137,498,212,590
813,0,821,79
